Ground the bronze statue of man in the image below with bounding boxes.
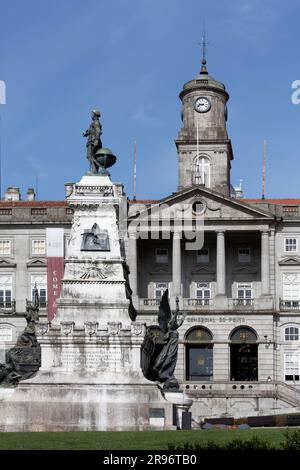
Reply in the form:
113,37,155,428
83,110,102,173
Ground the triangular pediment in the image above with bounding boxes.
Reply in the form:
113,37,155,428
129,186,274,223
191,266,216,275
0,259,17,268
279,256,300,266
149,267,171,275
232,265,258,274
27,258,47,268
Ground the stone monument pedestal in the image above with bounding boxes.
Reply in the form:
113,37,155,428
0,172,177,431
0,319,175,431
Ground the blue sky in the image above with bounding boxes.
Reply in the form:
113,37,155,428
0,0,300,200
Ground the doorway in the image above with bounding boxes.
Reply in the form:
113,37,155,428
230,327,258,381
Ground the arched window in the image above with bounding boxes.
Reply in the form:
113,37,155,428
185,327,213,381
194,156,210,187
230,327,257,343
285,326,299,341
0,325,13,342
230,327,258,381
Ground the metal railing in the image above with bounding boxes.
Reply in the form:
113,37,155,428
275,381,300,406
143,298,161,306
187,298,211,307
0,300,16,314
233,298,254,308
279,299,300,312
138,297,274,311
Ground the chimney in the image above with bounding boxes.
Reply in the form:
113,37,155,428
4,187,21,201
27,188,35,201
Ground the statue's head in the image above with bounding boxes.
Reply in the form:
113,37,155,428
91,109,101,119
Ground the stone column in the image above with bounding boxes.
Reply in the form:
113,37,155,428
261,230,270,295
216,231,226,296
128,233,138,297
172,232,181,297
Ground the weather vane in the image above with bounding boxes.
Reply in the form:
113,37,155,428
198,24,209,74
201,30,209,64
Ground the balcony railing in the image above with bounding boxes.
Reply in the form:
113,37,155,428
280,299,300,312
0,300,16,314
138,297,274,311
233,298,254,308
143,298,161,306
187,298,211,307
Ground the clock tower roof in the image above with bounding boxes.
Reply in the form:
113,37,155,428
179,64,228,101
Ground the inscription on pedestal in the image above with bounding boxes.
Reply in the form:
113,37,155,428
59,348,123,370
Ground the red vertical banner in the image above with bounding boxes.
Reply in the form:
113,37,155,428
46,228,64,322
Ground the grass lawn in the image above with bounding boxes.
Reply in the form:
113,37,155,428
0,428,292,450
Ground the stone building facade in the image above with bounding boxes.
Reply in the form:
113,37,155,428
1,59,300,419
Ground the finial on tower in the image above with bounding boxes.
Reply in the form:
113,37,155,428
199,27,209,75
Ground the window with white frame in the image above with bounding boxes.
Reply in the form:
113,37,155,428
237,283,253,305
155,248,168,264
285,326,299,341
284,238,298,253
32,239,46,255
284,352,300,381
197,248,209,263
282,273,300,304
193,156,210,187
0,275,12,308
195,282,211,305
0,240,11,256
31,274,47,307
154,282,168,300
0,326,12,342
238,248,251,263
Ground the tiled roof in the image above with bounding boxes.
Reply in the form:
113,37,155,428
0,201,67,207
129,199,159,204
244,199,300,204
1,198,299,207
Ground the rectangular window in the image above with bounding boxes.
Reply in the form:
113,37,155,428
284,238,298,253
283,206,299,214
238,248,251,263
154,282,168,300
284,353,300,381
155,248,168,264
31,275,47,308
282,273,300,301
195,282,211,305
31,208,47,216
0,327,13,342
32,240,46,255
0,209,12,216
237,283,253,306
285,327,299,341
0,240,11,256
0,275,12,308
197,248,209,263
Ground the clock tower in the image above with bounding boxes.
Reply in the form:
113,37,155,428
176,50,233,196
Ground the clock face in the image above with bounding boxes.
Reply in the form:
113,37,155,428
194,96,211,113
